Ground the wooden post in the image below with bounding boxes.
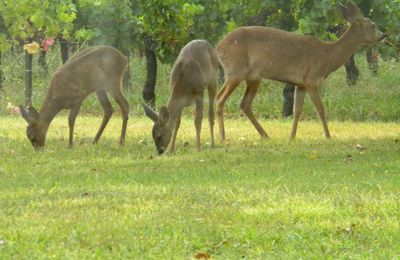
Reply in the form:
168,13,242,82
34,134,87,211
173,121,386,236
142,37,157,108
59,38,69,64
24,50,33,105
0,50,3,89
282,84,295,117
39,49,48,72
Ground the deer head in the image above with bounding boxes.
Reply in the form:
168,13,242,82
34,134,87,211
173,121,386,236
143,103,172,154
20,105,46,149
338,1,385,44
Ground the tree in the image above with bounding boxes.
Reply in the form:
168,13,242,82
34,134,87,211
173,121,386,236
134,0,224,106
0,14,6,90
73,0,138,89
0,0,77,104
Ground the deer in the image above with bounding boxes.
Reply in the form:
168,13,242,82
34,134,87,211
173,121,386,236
216,1,385,141
20,45,129,150
143,40,219,154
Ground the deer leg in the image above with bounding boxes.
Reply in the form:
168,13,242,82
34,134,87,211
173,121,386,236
290,86,306,139
68,102,82,148
194,98,204,151
208,81,217,148
216,77,242,140
241,79,268,138
110,89,129,145
308,88,331,138
93,90,114,144
169,112,181,153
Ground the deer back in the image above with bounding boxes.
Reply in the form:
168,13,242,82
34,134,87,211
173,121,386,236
217,26,339,87
170,40,219,101
217,2,384,88
47,46,128,106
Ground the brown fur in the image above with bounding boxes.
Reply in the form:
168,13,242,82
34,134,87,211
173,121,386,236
143,40,219,154
20,45,129,149
216,1,384,140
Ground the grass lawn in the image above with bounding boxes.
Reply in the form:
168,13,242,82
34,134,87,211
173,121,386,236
0,115,399,259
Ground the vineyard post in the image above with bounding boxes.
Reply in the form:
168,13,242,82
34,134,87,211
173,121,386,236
0,50,3,89
59,38,69,64
24,45,33,105
142,37,157,108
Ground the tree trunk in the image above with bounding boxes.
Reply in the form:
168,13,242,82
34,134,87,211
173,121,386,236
282,84,295,117
123,54,132,90
25,51,33,105
59,38,69,64
0,50,3,90
344,54,359,86
142,38,157,108
39,49,48,73
366,48,378,75
0,16,5,90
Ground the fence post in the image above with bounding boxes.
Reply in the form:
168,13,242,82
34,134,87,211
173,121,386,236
24,50,33,105
0,50,3,89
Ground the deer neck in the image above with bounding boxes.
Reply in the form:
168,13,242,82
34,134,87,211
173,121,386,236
329,24,362,73
38,97,62,129
166,99,186,129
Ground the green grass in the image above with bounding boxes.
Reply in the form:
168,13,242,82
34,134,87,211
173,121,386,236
1,47,399,258
1,116,399,258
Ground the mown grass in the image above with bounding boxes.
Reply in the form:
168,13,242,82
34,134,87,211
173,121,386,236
0,46,399,258
1,116,399,258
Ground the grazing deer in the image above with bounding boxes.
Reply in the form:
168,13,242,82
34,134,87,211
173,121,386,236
143,40,219,154
20,45,129,149
216,1,385,140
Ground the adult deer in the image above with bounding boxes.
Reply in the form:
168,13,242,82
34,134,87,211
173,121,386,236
216,1,385,140
20,45,129,149
143,40,219,154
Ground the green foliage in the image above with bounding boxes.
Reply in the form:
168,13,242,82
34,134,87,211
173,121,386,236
365,0,400,57
1,0,399,60
135,0,216,62
74,0,139,52
0,0,77,49
295,0,339,39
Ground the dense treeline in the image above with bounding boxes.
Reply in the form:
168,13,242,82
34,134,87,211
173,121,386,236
0,0,399,104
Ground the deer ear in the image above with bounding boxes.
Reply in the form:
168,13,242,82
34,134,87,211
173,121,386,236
337,2,349,21
158,106,169,125
346,1,364,20
338,1,363,23
143,103,159,122
338,3,351,23
20,105,39,123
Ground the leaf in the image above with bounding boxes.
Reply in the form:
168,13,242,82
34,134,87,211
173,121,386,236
23,41,40,55
356,144,364,151
309,150,319,160
41,37,55,52
30,13,44,29
225,20,237,33
344,154,353,163
195,252,211,259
